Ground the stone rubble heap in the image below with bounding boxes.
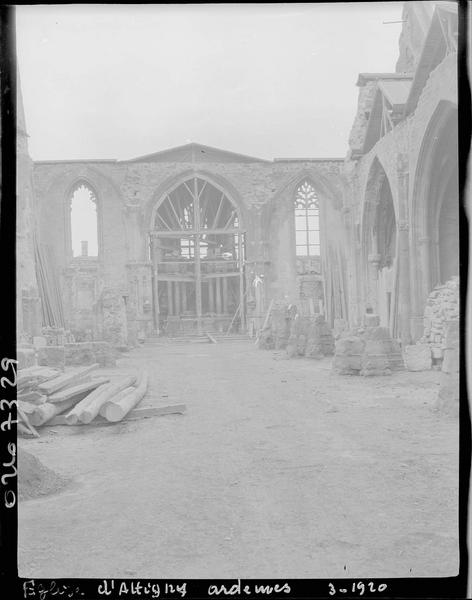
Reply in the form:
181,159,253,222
257,302,334,359
332,314,404,377
420,276,459,359
403,276,460,372
286,315,335,359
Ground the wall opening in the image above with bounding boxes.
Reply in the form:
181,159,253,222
294,180,320,258
150,176,245,335
293,179,324,317
70,183,98,257
363,161,397,332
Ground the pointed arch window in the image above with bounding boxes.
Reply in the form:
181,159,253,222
294,180,320,256
70,182,98,257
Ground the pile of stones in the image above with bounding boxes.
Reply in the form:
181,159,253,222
332,314,404,376
420,276,459,362
257,302,334,359
403,276,459,372
286,314,335,359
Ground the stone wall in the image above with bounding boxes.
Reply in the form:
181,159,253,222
33,155,346,342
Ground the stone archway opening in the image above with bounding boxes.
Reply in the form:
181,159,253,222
149,176,245,335
413,102,459,315
70,182,98,258
363,161,397,333
428,111,459,287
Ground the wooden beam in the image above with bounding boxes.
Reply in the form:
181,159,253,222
202,272,239,279
215,276,222,314
167,280,173,316
37,364,99,395
47,404,187,426
205,332,217,344
48,377,109,403
208,277,215,313
238,233,246,331
222,276,228,313
174,280,180,315
151,228,244,237
194,177,203,334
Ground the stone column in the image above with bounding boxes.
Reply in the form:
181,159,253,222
398,221,412,346
367,250,380,313
396,154,412,346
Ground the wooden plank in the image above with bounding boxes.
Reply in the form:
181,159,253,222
47,404,187,426
38,364,99,395
17,390,47,404
17,405,40,437
215,276,222,314
80,374,138,423
30,397,80,427
18,400,37,414
255,298,274,344
48,377,110,403
18,366,60,388
205,332,217,344
101,373,148,422
151,228,244,237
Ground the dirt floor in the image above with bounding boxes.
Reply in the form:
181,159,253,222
18,339,459,579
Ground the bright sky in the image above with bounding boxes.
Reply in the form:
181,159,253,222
16,2,403,162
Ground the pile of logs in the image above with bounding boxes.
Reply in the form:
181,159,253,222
17,364,149,434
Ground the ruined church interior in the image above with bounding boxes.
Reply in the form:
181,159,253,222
15,1,462,582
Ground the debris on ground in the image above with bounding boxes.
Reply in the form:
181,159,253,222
17,364,185,436
18,448,71,501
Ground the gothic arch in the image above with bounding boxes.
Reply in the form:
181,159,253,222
145,169,246,231
411,99,458,308
360,156,398,330
271,167,341,212
40,165,123,262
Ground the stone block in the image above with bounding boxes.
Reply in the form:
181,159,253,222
363,313,380,327
403,344,432,371
16,348,36,369
37,345,65,370
332,336,364,374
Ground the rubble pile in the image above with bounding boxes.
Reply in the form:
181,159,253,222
420,276,459,362
257,302,334,359
18,448,71,500
332,315,403,377
286,315,334,359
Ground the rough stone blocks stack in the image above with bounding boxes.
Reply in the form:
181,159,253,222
360,328,403,376
333,326,403,377
332,336,365,374
403,343,432,371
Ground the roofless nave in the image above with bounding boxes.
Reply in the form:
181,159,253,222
17,2,459,356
